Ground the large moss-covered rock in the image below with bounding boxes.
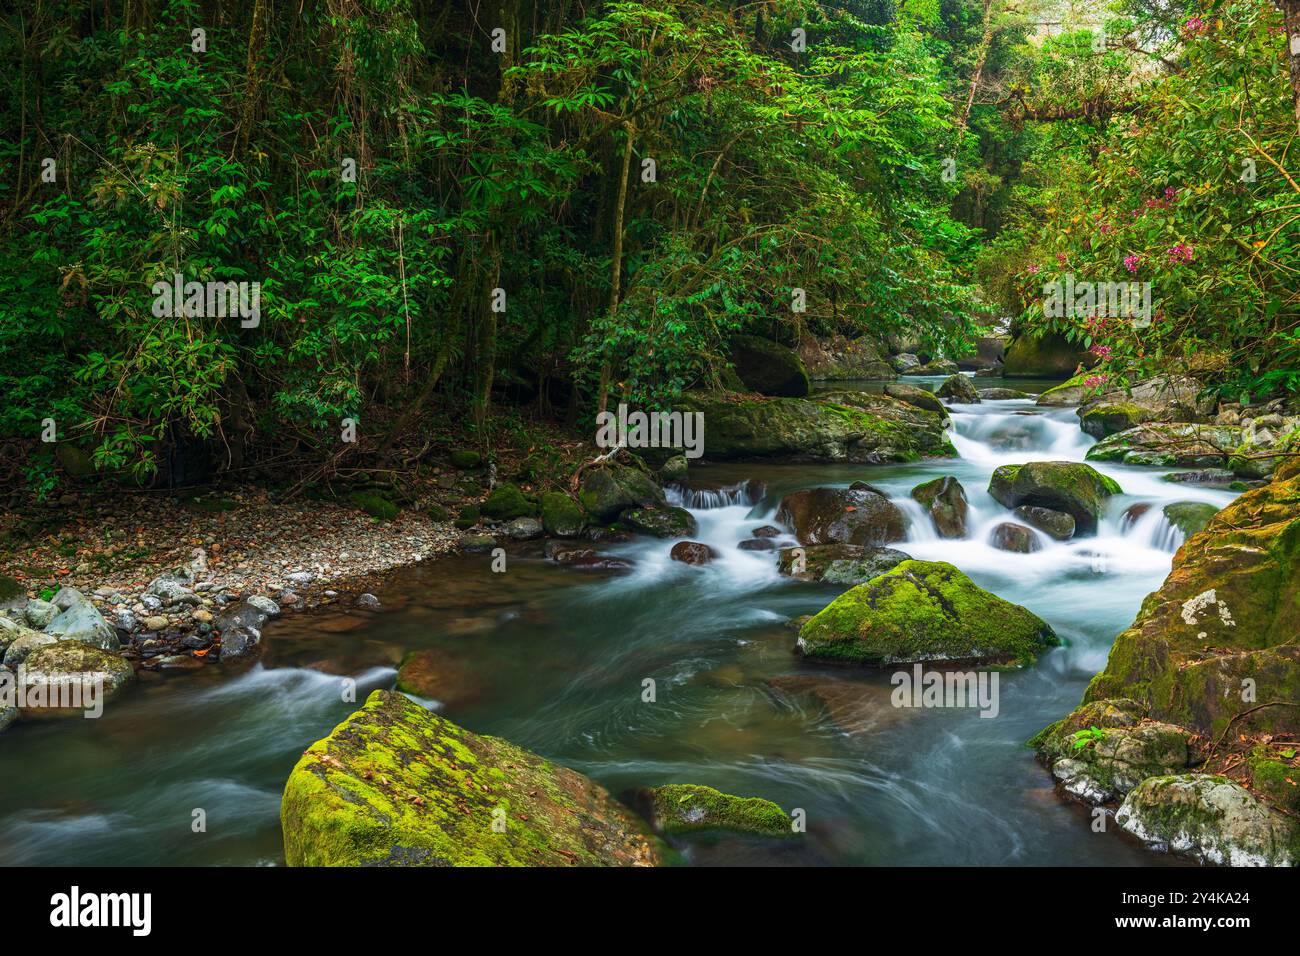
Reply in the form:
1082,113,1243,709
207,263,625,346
481,483,535,521
18,640,135,719
883,382,947,416
797,560,1058,666
729,334,811,397
675,392,955,463
578,464,666,522
1086,422,1244,469
281,690,660,866
936,374,979,404
1036,374,1099,407
776,486,907,547
642,784,791,836
1162,501,1219,538
539,491,586,537
1116,775,1299,866
776,544,910,585
1002,332,1092,379
620,506,697,539
911,476,968,538
988,461,1121,534
1079,402,1153,439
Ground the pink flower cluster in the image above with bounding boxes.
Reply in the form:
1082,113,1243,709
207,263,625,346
1124,254,1140,273
1182,17,1208,37
1083,375,1110,387
1089,344,1113,360
1167,243,1194,264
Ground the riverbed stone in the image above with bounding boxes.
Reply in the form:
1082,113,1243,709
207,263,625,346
504,517,544,540
23,599,57,629
988,461,1121,535
640,784,790,836
3,632,59,668
989,522,1040,553
1116,775,1299,866
910,476,968,538
539,492,586,537
883,382,946,415
18,640,135,719
797,559,1057,666
777,544,910,585
1011,505,1076,540
578,464,666,522
776,486,907,547
620,506,697,539
44,588,119,652
670,541,718,566
280,689,660,866
481,483,535,521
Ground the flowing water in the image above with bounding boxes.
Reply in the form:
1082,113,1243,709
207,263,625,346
0,376,1239,866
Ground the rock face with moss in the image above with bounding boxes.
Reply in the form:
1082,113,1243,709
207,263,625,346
17,640,135,720
936,374,979,404
1033,460,1300,865
539,491,585,537
802,334,895,380
883,382,947,416
988,461,1121,534
776,486,907,547
676,392,955,463
578,464,666,523
797,560,1057,666
1002,332,1091,379
777,544,910,585
729,334,812,397
641,784,791,836
281,690,660,866
1086,422,1244,469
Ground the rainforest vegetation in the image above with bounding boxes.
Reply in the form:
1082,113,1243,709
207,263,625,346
2,0,1298,493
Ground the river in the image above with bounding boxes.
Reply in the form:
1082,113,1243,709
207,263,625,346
0,376,1238,866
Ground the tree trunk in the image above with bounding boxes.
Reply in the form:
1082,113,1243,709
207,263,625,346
1283,0,1300,132
596,121,636,416
235,0,270,154
953,0,995,158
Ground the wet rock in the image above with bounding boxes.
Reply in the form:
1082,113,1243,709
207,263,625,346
3,631,58,668
356,593,381,609
670,541,718,566
729,334,811,397
280,689,660,866
23,599,57,629
456,533,498,553
989,522,1040,553
737,538,776,551
216,600,273,662
777,544,910,585
245,595,281,618
776,486,907,547
504,517,544,540
883,382,946,415
659,455,689,483
638,784,791,836
481,483,534,521
1161,468,1239,489
1012,505,1076,541
18,641,135,719
978,388,1034,400
621,506,697,539
988,461,1121,535
1086,422,1243,470
911,359,959,375
910,476,968,538
1034,705,1190,803
395,649,489,710
936,374,979,404
797,559,1057,666
45,587,120,651
751,525,781,538
1116,775,1298,866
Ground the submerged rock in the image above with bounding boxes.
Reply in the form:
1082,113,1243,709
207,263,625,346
640,784,790,836
670,541,718,566
797,560,1057,666
280,689,660,866
1116,775,1298,866
395,649,489,711
988,461,1121,534
776,486,907,547
910,476,968,538
777,544,910,585
1012,505,1076,540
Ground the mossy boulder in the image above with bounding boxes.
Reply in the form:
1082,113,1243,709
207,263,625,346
728,334,811,397
777,544,910,585
18,640,135,719
911,476,968,538
280,689,660,866
1162,501,1219,538
480,483,535,521
1035,374,1097,407
675,392,955,463
539,491,586,537
351,491,399,521
54,443,96,479
1086,422,1243,469
978,387,1034,400
776,486,907,547
578,465,666,522
988,461,1121,534
797,560,1058,666
910,359,960,375
883,382,947,416
620,506,697,539
1116,775,1299,866
1247,751,1300,814
936,374,979,404
449,450,482,470
1035,705,1191,804
642,784,791,836
659,455,689,483
1002,332,1091,379
1079,402,1152,439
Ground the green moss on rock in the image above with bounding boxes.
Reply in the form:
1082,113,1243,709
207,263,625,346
281,690,660,866
988,461,1121,534
797,559,1058,666
350,492,399,521
539,491,585,537
646,784,791,836
480,483,535,521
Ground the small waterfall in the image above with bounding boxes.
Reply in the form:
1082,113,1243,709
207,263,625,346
1119,503,1184,554
668,479,764,510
